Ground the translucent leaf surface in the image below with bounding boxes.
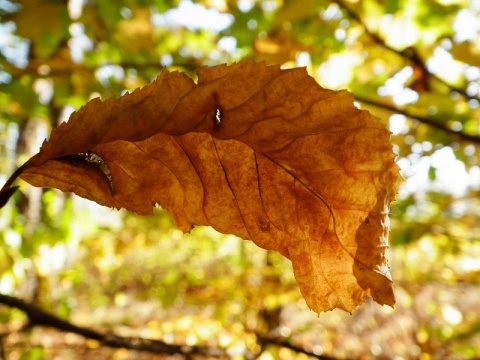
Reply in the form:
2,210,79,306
19,62,402,313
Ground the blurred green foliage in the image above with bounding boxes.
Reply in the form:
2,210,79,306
1,0,480,358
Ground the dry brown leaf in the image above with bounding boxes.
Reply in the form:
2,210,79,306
18,62,402,313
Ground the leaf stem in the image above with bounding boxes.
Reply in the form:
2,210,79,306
1,164,26,191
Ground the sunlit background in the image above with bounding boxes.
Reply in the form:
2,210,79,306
1,0,480,359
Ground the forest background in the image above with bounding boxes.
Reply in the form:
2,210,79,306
1,0,480,359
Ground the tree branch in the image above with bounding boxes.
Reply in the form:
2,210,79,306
334,0,478,102
356,95,480,145
0,293,228,358
0,293,348,359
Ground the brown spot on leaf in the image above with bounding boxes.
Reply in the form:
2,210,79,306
258,221,270,232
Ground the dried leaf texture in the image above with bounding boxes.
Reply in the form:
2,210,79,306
20,62,402,313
